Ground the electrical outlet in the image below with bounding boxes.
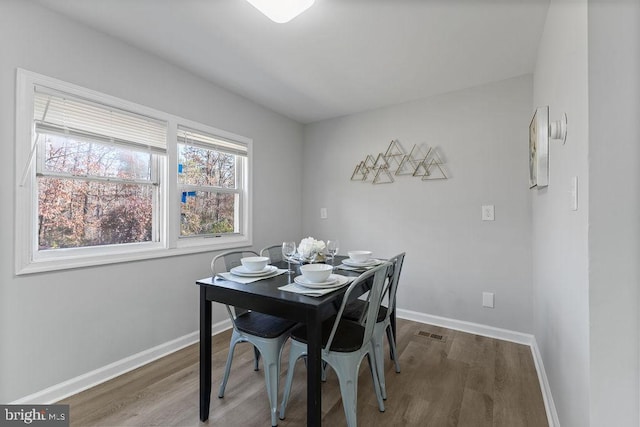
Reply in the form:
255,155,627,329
320,207,328,219
481,205,495,221
482,292,495,308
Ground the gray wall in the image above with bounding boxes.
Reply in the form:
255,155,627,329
588,0,640,425
533,0,640,425
531,1,590,426
0,1,303,402
303,76,534,334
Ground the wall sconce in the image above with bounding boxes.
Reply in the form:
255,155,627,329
550,112,568,145
529,107,568,189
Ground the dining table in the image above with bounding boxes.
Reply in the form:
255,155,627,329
196,255,394,426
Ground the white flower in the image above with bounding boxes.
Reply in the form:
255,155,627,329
298,236,326,257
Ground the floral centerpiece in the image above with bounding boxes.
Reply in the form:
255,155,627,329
297,236,326,263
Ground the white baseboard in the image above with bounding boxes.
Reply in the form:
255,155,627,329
11,318,232,405
396,309,558,426
530,336,560,427
396,308,534,345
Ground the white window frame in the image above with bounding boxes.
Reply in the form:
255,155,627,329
176,125,247,240
172,120,252,251
15,69,252,275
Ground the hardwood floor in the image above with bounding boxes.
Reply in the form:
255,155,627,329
59,319,548,426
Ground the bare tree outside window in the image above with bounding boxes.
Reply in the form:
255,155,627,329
178,143,237,236
37,134,155,249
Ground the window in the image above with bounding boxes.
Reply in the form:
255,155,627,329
34,89,165,250
15,70,252,274
177,126,247,238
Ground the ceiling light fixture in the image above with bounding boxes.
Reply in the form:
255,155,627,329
246,0,315,23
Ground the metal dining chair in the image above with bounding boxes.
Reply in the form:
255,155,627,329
342,252,405,399
211,250,296,427
260,245,284,264
279,262,390,427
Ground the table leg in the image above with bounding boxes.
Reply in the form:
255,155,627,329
200,287,212,421
306,310,322,427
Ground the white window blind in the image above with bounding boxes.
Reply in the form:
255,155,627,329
34,86,167,152
177,125,247,157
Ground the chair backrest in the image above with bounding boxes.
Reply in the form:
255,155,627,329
351,253,405,326
383,252,405,323
211,250,259,275
260,245,283,264
211,250,259,321
324,262,391,353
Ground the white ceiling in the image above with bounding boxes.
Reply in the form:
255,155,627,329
34,0,549,124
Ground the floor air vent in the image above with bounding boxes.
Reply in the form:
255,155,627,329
418,331,447,342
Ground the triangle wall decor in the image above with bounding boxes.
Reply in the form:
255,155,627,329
350,139,449,185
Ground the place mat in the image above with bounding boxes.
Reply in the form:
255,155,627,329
215,268,287,284
278,275,354,297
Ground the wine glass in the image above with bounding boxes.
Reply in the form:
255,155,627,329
282,241,296,274
326,240,340,269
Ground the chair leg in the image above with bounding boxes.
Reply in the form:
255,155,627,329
279,341,306,420
260,341,282,427
253,345,261,371
386,324,401,373
366,349,385,412
372,326,387,400
219,331,241,398
330,354,362,427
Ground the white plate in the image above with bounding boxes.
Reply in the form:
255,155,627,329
294,274,337,287
294,274,347,289
342,258,380,267
230,265,277,277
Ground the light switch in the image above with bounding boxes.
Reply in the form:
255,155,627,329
481,205,495,221
570,176,578,211
320,207,328,219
